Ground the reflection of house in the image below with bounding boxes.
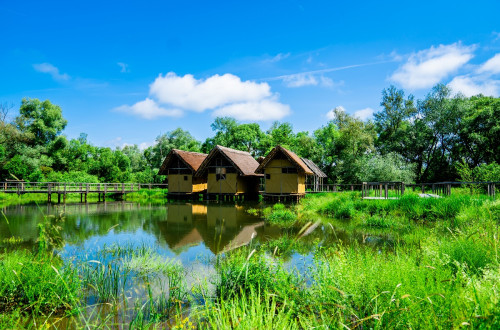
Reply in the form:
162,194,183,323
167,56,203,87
159,203,265,254
196,146,262,201
159,203,208,251
256,145,313,201
158,149,208,199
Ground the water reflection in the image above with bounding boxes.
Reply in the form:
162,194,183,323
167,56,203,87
0,201,393,259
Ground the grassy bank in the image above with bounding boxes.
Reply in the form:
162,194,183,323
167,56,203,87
1,192,499,328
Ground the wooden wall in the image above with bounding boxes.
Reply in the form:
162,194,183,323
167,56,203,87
263,159,306,194
169,174,207,193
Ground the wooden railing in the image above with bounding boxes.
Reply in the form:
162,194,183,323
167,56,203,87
0,182,168,195
306,183,362,192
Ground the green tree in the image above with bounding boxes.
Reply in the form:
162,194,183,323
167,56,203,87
15,98,67,145
374,86,416,155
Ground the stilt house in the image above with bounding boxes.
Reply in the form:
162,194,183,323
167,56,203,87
301,157,327,191
195,146,262,199
256,145,314,199
158,149,208,197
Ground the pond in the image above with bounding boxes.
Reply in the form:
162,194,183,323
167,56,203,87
1,201,391,261
0,201,393,327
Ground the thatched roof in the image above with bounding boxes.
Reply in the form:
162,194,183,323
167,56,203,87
196,145,262,177
158,149,208,175
301,158,327,178
255,145,313,175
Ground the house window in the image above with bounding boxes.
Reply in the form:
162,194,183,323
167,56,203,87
282,167,298,174
184,176,188,181
266,174,271,180
216,167,226,180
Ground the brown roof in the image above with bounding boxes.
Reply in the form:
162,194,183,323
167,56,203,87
196,145,262,177
255,145,313,175
301,158,327,178
158,149,208,175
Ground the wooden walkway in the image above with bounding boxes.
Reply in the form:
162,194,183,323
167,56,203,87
0,182,168,203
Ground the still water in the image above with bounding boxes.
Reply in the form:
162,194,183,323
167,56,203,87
0,201,393,326
0,201,391,263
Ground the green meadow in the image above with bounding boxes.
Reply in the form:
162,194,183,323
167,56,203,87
1,191,499,328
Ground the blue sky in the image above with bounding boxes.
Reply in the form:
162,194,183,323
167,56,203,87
1,0,500,149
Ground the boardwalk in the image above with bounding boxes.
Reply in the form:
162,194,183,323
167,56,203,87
0,181,167,203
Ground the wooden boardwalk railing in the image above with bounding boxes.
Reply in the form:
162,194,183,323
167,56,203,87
0,182,168,203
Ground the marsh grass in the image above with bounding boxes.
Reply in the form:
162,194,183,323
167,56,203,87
125,188,168,203
2,190,500,328
263,203,297,226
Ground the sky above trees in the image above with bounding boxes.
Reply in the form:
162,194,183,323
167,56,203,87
1,0,499,148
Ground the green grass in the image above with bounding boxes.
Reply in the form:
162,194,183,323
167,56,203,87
1,191,499,328
262,203,298,226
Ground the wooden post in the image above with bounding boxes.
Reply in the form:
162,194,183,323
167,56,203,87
122,183,125,194
401,183,405,196
384,183,388,199
421,184,425,194
48,183,52,203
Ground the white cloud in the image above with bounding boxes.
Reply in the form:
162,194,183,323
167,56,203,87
448,75,500,97
213,100,290,121
117,62,129,73
120,141,154,150
114,98,183,119
326,106,345,120
326,106,374,121
354,107,375,121
116,72,290,121
265,52,290,63
390,43,475,89
33,63,70,81
283,73,339,88
149,72,272,112
477,53,500,75
283,73,318,87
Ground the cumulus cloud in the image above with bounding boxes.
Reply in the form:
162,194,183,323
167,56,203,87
326,106,346,120
116,72,290,121
448,75,500,97
354,107,375,121
114,98,183,119
213,100,290,121
149,72,272,112
33,63,70,81
390,43,475,89
477,53,500,75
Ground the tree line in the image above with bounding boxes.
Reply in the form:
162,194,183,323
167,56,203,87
0,84,499,184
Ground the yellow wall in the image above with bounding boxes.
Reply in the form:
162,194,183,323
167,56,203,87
208,173,238,194
264,159,306,194
169,174,207,193
167,204,193,223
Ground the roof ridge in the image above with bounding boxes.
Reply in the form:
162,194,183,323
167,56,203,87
216,145,252,155
173,149,208,156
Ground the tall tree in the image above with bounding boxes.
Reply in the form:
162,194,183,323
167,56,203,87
15,98,67,145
